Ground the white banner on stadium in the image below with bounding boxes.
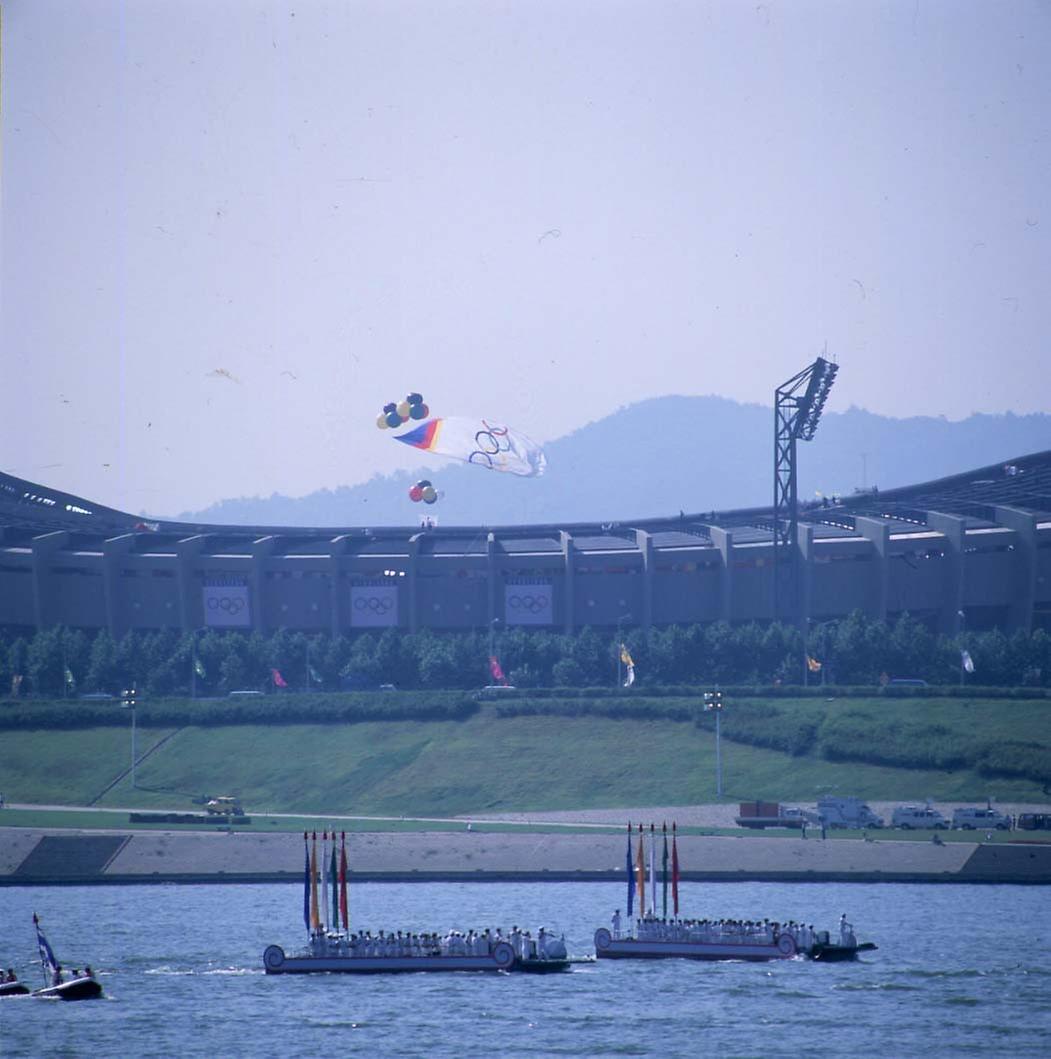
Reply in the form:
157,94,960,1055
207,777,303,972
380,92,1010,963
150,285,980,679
350,585,399,627
203,584,251,628
504,581,553,626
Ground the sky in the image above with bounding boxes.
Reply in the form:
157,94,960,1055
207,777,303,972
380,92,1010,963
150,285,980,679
2,0,1049,518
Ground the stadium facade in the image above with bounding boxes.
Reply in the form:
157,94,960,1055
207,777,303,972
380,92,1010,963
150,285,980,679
1,451,1049,639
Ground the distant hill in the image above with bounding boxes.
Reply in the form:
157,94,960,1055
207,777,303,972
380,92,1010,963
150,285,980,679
179,397,1051,527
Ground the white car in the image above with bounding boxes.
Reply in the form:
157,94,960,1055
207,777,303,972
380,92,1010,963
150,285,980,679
892,805,949,830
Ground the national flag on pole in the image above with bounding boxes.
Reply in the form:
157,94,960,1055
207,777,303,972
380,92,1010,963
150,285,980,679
194,657,206,679
620,644,636,687
961,650,975,674
339,832,349,932
33,913,58,979
11,674,23,696
635,826,646,915
807,655,822,672
309,664,323,685
488,656,507,686
661,823,669,919
309,833,320,931
64,667,75,690
302,833,311,933
649,824,656,916
271,668,288,688
625,824,634,918
672,822,680,916
330,840,338,932
321,833,330,930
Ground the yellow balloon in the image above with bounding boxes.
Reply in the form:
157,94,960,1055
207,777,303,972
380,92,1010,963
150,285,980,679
376,413,389,429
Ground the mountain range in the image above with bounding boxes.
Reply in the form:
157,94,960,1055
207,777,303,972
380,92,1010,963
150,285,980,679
178,397,1051,527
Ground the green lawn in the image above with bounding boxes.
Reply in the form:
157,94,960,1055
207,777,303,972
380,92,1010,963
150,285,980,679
0,702,1047,815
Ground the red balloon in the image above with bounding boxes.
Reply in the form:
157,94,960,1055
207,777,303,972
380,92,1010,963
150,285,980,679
408,485,423,502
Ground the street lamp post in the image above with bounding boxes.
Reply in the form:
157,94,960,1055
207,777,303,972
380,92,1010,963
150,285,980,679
121,686,139,789
958,609,966,687
704,690,724,799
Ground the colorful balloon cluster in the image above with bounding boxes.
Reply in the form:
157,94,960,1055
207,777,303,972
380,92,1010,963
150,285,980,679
408,479,438,505
376,392,429,430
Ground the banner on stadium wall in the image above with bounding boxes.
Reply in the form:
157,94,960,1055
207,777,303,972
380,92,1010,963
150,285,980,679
504,580,553,626
203,583,251,628
350,585,399,628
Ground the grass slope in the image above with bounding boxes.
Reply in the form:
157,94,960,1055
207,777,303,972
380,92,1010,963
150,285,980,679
0,700,1047,813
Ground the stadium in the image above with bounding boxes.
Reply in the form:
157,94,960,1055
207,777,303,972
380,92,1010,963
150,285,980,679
2,448,1049,640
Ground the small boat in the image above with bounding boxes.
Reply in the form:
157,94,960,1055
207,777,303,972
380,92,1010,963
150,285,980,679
806,931,878,962
29,914,102,1001
0,980,30,997
31,977,104,1001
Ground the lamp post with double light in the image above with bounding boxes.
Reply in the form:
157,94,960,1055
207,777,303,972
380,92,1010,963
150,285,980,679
704,690,725,798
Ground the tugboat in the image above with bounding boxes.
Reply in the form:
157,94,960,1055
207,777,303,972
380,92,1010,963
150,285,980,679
28,914,103,1001
594,825,876,963
264,832,571,976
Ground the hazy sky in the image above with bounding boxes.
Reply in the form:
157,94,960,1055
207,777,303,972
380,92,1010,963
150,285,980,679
3,0,1049,517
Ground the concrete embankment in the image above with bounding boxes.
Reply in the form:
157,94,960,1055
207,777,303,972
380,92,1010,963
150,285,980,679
3,828,1050,885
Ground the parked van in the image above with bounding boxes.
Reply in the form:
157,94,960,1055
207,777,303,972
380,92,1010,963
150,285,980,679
952,806,1011,831
816,796,884,829
892,805,949,830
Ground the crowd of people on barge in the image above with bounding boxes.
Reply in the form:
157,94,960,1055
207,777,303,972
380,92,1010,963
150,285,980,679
612,912,847,951
309,926,560,960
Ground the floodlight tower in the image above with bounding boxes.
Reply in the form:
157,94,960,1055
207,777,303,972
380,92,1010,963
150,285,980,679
772,356,839,624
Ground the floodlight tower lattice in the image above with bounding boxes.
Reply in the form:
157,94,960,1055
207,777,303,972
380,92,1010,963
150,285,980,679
772,356,839,624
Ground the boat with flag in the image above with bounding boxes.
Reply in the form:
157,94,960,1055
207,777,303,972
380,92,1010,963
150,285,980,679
263,831,571,975
593,824,876,963
23,914,103,1000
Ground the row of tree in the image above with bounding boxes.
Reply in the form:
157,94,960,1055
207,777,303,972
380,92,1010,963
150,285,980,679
3,614,1051,698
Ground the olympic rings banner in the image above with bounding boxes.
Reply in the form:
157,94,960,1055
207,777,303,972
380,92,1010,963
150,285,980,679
203,584,251,628
503,581,553,626
350,585,399,628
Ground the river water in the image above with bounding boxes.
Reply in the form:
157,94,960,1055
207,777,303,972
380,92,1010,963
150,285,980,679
2,881,1049,1058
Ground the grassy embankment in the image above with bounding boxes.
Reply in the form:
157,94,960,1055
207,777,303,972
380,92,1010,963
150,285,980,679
0,691,1048,818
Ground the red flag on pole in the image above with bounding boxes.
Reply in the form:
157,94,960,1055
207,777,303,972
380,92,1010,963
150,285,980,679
488,656,507,685
672,821,680,916
271,668,288,688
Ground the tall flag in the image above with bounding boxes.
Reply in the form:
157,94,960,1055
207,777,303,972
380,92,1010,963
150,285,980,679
961,649,975,673
649,824,657,916
64,667,76,691
321,833,330,930
488,656,507,686
661,823,669,919
625,824,634,918
309,832,320,931
302,833,311,933
672,822,680,916
309,664,324,685
620,644,635,687
330,839,338,933
271,668,288,688
11,674,23,696
807,656,822,673
33,913,58,982
339,832,349,932
194,657,207,678
635,825,646,915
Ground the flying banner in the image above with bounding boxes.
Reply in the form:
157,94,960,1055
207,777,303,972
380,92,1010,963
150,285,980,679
504,580,553,626
393,417,546,477
350,585,398,628
203,583,251,628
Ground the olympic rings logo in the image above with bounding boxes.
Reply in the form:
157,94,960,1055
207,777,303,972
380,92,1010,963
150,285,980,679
507,594,549,614
353,596,395,613
468,421,511,470
207,596,246,614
